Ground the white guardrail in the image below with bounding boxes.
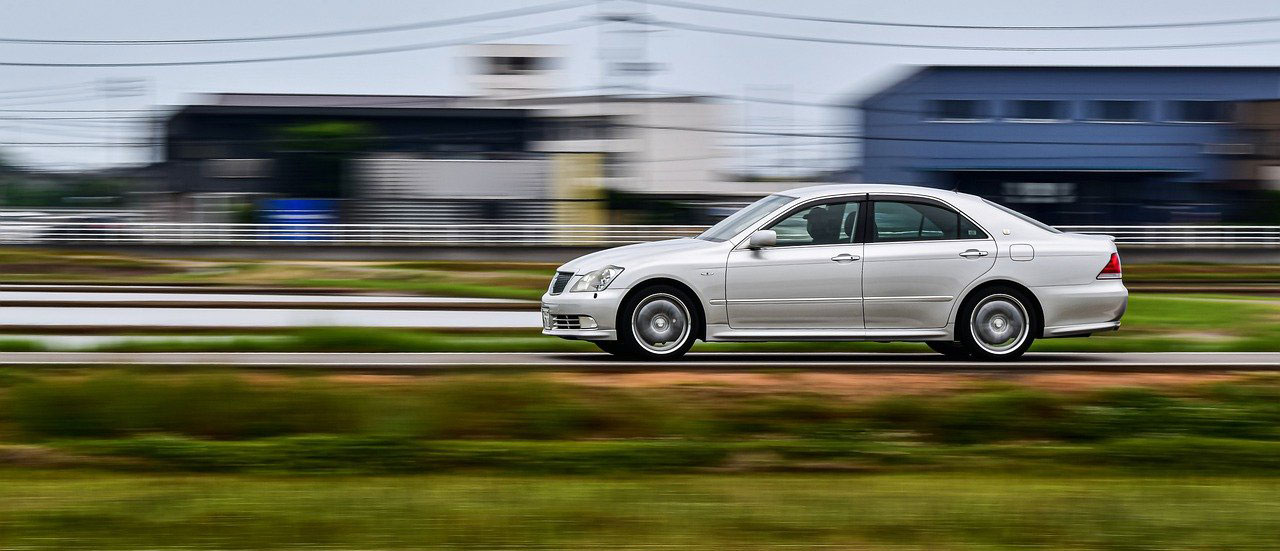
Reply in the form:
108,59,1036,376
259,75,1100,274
0,222,1277,247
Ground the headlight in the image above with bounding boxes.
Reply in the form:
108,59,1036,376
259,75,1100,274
570,265,624,292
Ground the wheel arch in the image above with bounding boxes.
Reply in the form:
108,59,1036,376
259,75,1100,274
954,279,1045,337
619,277,707,341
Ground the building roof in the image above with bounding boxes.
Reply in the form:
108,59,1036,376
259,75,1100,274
167,92,710,120
202,93,471,109
857,65,1280,108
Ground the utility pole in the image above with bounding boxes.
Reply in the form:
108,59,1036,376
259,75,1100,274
597,0,661,95
98,77,146,167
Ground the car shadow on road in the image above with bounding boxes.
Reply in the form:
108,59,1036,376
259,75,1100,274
542,352,1097,371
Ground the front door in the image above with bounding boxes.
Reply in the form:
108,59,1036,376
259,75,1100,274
861,199,996,329
725,199,864,329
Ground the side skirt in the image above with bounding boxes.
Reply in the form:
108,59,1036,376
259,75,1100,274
705,324,954,342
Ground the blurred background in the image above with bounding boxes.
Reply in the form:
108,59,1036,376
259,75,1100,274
1,1,1279,550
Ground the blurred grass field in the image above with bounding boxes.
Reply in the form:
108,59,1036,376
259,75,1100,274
2,370,1280,550
3,471,1279,551
2,369,1280,472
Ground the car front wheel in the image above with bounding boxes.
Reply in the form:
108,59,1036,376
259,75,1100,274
616,285,698,360
958,287,1037,361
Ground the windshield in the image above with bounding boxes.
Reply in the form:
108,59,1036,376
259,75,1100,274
697,194,795,242
982,198,1062,234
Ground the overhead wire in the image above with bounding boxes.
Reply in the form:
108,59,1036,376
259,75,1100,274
0,0,592,45
645,18,1280,51
644,0,1280,31
0,18,600,67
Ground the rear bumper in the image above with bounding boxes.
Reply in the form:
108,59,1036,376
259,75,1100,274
1043,320,1121,338
1034,279,1128,338
540,287,627,341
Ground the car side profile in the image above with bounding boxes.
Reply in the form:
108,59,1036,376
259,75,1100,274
541,184,1127,360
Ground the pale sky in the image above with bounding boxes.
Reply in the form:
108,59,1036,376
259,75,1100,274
4,0,1280,171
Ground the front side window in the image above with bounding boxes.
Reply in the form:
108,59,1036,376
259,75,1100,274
766,200,861,247
697,194,794,242
1008,100,1068,122
871,201,987,242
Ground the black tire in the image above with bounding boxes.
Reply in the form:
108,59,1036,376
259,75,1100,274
616,284,699,361
957,285,1038,361
926,340,971,360
592,340,630,357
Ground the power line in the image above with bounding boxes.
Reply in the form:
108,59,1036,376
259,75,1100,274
646,0,1280,31
0,19,598,67
0,81,97,98
0,122,1244,148
618,122,1218,146
646,18,1280,51
0,94,105,108
0,0,591,45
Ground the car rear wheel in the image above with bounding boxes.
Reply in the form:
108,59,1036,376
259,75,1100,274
958,286,1037,361
617,285,698,360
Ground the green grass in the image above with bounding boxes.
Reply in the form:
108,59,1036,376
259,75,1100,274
1,471,1278,550
4,371,1280,474
4,372,1280,548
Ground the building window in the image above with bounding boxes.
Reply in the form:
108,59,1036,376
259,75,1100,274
1169,100,1232,123
487,56,546,75
202,158,272,179
540,116,616,141
1007,100,1069,122
928,99,987,121
1001,182,1077,204
1087,100,1144,122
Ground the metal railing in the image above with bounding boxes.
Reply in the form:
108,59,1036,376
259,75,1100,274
1058,226,1280,247
0,222,709,246
1,221,1277,247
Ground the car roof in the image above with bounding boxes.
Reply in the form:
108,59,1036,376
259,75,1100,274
777,183,966,200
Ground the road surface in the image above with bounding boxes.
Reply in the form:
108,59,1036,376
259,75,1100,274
1,306,539,329
0,351,1275,370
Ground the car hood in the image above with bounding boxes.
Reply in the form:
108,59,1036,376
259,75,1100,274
558,238,722,274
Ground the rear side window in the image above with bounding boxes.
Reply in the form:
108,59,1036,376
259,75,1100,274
959,217,988,239
872,201,988,242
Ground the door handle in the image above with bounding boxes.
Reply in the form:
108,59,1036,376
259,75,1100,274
830,253,860,263
959,249,989,258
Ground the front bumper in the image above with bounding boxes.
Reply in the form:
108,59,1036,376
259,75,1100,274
540,287,627,341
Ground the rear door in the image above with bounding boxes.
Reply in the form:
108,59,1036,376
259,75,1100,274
861,197,996,329
725,197,865,329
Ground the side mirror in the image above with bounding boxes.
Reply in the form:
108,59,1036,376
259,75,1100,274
747,229,777,249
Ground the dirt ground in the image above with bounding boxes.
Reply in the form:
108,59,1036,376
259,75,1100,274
306,370,1273,399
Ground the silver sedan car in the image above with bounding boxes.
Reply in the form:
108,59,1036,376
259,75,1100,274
541,184,1127,360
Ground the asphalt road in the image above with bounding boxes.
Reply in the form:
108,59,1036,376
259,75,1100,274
0,351,1275,371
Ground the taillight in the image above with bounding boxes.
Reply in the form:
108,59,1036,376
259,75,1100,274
1097,253,1122,280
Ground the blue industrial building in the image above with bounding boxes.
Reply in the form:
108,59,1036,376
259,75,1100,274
856,66,1280,224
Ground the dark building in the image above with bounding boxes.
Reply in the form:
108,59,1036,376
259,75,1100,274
855,66,1280,224
164,93,538,197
